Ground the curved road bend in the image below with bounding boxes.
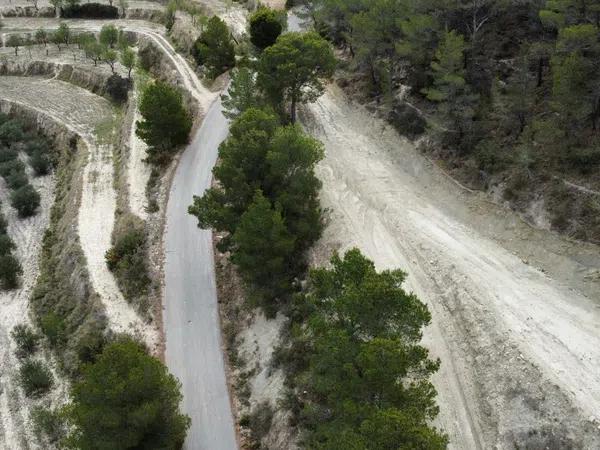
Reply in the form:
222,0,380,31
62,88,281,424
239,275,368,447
164,97,236,450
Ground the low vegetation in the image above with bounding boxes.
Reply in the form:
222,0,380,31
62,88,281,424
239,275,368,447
105,215,150,306
18,359,54,398
11,324,40,358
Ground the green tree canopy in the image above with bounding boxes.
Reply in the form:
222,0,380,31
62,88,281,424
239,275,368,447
293,249,447,449
231,190,295,301
99,24,119,48
257,31,336,122
192,16,235,78
249,7,284,50
136,81,192,164
66,338,190,449
221,67,263,119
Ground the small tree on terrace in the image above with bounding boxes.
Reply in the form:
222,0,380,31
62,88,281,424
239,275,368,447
257,31,336,123
136,81,192,164
65,338,190,449
249,7,283,50
54,23,70,48
84,39,104,66
191,16,235,78
103,48,118,73
120,47,135,79
99,24,119,49
35,29,50,56
6,35,23,56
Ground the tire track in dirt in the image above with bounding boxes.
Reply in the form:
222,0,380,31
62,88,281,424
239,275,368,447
302,86,600,449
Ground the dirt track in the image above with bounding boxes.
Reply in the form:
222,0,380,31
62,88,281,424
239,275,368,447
303,86,600,449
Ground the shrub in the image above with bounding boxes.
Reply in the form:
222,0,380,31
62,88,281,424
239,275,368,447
19,360,53,397
248,401,274,445
25,138,50,156
106,227,145,271
105,74,130,104
30,151,52,176
388,102,426,139
0,159,25,178
250,8,284,50
0,254,23,289
0,234,16,255
0,120,25,146
40,312,66,347
0,147,18,163
11,324,40,358
31,406,66,443
138,44,161,72
62,3,118,19
0,215,7,234
11,184,41,217
106,226,150,300
6,169,29,190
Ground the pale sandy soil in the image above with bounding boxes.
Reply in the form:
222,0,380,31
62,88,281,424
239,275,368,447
0,76,158,350
302,85,600,449
0,167,62,450
127,88,150,220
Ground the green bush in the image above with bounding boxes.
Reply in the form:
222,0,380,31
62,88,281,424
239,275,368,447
40,312,66,347
138,44,161,72
19,360,54,397
30,151,53,176
106,226,150,300
24,137,50,156
0,215,7,234
0,234,16,255
6,169,29,190
0,159,26,178
31,406,66,444
0,147,19,163
105,74,130,104
248,401,274,445
249,8,284,50
0,120,25,146
11,324,40,358
11,184,41,217
0,254,23,289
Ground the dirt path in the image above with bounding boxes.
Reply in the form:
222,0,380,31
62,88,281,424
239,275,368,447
0,76,158,349
302,86,600,449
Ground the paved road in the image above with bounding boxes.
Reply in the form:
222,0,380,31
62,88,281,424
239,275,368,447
164,97,237,449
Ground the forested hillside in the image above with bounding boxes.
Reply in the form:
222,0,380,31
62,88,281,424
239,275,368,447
309,0,600,242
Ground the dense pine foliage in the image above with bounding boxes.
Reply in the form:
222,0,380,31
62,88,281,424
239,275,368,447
312,0,600,241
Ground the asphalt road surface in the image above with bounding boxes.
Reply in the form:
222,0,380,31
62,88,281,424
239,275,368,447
164,96,237,450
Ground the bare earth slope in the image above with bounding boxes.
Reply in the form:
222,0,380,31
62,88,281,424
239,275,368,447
302,86,600,449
